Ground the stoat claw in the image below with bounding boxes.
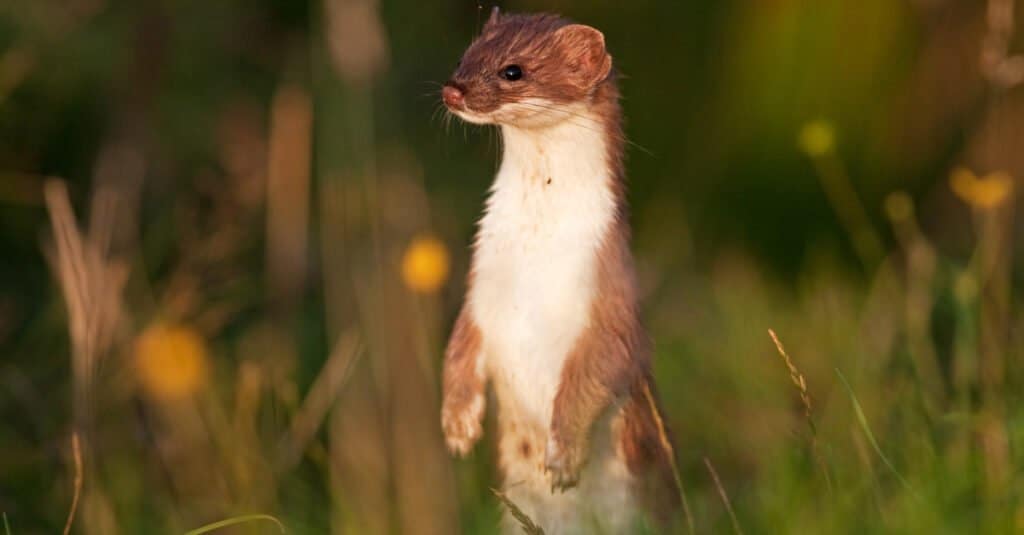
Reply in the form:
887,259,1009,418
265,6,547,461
441,392,485,457
544,437,584,492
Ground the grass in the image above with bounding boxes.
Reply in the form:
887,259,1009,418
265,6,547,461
703,457,743,535
61,433,81,535
642,382,695,533
183,514,287,535
491,489,544,535
835,368,918,499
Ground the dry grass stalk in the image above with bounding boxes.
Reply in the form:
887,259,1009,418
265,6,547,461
703,457,743,535
325,0,390,84
45,180,128,535
277,331,362,472
768,330,814,434
768,330,832,491
44,180,127,417
62,432,82,535
491,488,545,535
642,382,695,534
266,84,312,307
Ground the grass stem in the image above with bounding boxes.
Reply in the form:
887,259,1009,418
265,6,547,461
704,457,743,535
183,514,286,535
835,368,920,500
62,432,82,535
642,382,695,534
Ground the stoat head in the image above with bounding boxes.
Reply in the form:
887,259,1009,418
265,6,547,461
442,9,613,129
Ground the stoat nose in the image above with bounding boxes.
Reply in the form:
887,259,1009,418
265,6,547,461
442,84,465,108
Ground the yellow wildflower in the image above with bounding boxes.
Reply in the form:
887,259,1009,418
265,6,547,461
950,167,1014,209
134,323,209,401
797,120,835,157
401,235,450,294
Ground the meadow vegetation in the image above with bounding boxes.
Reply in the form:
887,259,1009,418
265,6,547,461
2,0,1024,533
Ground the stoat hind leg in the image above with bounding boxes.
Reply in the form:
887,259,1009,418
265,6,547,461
547,228,647,491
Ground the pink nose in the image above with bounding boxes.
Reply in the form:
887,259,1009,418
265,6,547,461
442,85,464,108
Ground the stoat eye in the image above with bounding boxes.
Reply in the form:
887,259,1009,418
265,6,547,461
500,65,523,81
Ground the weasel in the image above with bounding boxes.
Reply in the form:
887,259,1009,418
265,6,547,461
440,9,679,533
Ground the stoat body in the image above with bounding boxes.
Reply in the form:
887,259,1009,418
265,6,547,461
440,10,678,533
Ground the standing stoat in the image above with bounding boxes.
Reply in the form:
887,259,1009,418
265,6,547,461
440,9,679,533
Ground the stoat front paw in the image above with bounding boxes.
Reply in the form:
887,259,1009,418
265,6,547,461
544,435,586,492
441,391,485,457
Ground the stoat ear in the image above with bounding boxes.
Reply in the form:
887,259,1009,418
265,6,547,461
484,6,501,31
555,24,613,90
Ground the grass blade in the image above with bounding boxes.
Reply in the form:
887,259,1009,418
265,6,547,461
62,432,82,535
642,382,695,534
704,457,744,535
183,514,286,535
835,368,919,499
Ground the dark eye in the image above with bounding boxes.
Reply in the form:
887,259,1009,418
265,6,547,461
500,65,523,81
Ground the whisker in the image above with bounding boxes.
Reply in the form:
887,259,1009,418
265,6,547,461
436,100,650,158
430,103,446,126
511,96,606,123
444,110,454,136
512,101,615,133
511,102,612,136
513,100,653,156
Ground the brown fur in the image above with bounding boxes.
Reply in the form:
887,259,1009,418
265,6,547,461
440,306,485,454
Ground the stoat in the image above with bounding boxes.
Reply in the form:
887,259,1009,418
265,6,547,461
439,9,679,533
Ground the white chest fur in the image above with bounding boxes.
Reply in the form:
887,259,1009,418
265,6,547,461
468,115,617,427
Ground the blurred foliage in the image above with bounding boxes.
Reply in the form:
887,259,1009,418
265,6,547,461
3,0,1024,533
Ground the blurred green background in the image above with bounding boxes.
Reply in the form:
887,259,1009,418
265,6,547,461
3,0,1024,533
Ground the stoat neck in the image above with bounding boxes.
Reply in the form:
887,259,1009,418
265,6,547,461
497,110,620,195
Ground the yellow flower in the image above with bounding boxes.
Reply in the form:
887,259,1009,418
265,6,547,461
797,120,835,157
134,323,209,401
950,167,1014,209
401,235,450,294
